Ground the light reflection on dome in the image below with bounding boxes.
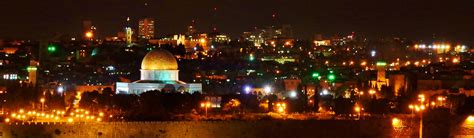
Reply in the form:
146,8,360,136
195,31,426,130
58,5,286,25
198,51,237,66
141,49,178,70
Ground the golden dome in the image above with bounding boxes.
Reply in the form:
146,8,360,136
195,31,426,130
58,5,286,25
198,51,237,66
141,49,178,70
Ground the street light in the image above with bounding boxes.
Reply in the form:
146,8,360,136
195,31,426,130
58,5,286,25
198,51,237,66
264,85,272,94
354,105,363,120
409,104,415,116
392,118,402,128
244,86,252,94
416,94,426,138
289,91,297,98
40,98,45,112
85,31,93,39
201,101,211,116
276,102,286,114
418,94,425,102
437,96,446,107
369,89,376,95
468,116,474,122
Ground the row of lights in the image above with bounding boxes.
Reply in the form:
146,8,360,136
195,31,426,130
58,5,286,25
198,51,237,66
5,108,105,123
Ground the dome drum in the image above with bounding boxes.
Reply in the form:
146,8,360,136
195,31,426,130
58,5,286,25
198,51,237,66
141,70,179,81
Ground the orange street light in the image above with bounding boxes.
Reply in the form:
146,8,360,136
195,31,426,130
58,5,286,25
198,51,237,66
354,106,361,112
85,31,93,39
275,102,287,114
437,96,443,101
354,105,363,119
369,89,376,95
418,94,425,102
392,118,402,127
201,101,212,116
40,98,45,112
467,116,474,122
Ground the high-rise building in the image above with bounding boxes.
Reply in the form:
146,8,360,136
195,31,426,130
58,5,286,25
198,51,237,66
138,18,155,39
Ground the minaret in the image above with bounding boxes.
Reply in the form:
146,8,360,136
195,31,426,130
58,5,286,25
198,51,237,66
125,17,133,46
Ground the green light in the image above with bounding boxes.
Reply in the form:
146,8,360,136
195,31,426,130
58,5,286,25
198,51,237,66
328,74,336,81
27,66,37,71
47,44,56,52
376,61,387,66
312,72,320,78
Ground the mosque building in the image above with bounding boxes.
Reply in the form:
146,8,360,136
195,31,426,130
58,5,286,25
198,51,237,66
116,49,202,94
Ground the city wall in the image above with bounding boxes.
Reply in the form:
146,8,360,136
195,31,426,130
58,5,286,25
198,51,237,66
0,119,471,138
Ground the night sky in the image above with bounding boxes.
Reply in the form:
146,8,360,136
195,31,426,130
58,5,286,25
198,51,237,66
0,0,473,43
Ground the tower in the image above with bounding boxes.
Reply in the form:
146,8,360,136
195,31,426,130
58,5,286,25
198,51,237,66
374,61,388,90
27,60,38,86
125,17,133,46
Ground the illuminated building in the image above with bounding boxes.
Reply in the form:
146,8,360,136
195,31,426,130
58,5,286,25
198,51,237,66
389,74,407,96
242,32,264,47
370,61,389,90
125,17,133,46
148,34,209,52
413,43,452,54
261,57,296,64
27,60,38,86
242,25,293,47
138,18,155,39
313,34,331,46
125,27,133,45
211,34,231,43
314,40,331,46
0,47,18,54
116,49,202,94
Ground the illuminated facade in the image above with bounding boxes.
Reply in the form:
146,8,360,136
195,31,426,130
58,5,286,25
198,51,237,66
116,49,202,94
370,61,389,90
125,17,133,46
314,40,331,46
125,27,133,46
148,34,210,52
27,60,38,86
138,18,155,39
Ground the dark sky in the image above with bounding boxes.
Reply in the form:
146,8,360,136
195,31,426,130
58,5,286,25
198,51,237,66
0,0,473,43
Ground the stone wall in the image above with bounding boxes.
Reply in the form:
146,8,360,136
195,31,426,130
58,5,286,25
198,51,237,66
0,118,470,138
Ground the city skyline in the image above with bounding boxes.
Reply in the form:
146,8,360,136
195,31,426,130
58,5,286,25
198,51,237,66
0,1,472,137
0,0,473,44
